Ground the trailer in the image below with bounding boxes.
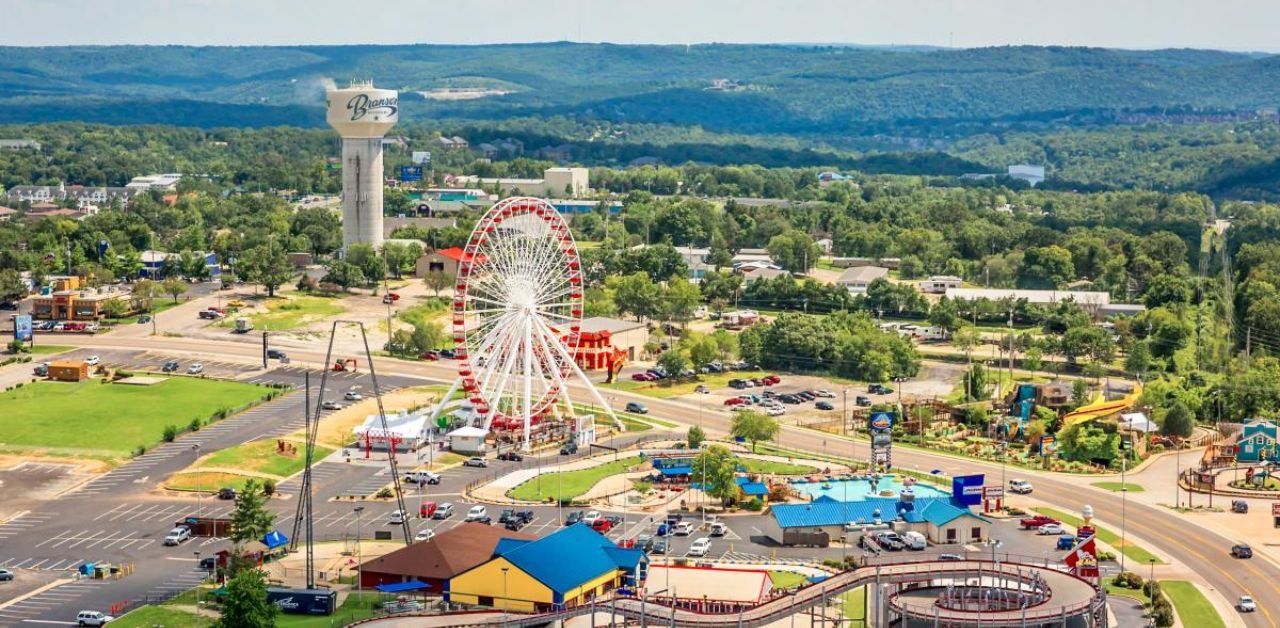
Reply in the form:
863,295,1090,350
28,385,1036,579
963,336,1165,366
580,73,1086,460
266,587,336,615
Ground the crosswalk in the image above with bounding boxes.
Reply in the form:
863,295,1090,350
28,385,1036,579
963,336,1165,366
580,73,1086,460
0,579,109,624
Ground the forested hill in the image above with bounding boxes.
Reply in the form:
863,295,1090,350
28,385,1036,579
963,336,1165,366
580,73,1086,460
0,43,1277,133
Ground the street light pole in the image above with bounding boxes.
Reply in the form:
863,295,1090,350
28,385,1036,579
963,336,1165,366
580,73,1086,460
354,506,365,594
1120,451,1128,573
502,566,510,627
193,551,201,618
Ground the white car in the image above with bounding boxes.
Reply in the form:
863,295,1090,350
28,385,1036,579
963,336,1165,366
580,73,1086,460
814,389,835,398
389,510,406,525
344,391,363,401
582,511,602,524
163,527,191,546
688,537,712,556
321,400,342,410
1239,596,1257,612
1009,479,1033,494
76,610,113,626
1037,523,1064,535
84,355,100,366
673,521,694,536
766,407,786,417
186,363,204,374
465,505,488,522
415,528,436,542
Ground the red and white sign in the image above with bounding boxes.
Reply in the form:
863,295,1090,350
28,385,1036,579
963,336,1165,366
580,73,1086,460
983,486,1005,499
1065,536,1099,579
1271,502,1280,517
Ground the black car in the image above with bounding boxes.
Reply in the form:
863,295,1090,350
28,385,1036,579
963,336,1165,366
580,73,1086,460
780,395,800,404
560,441,578,455
499,509,516,524
605,515,624,526
199,557,218,570
728,379,748,389
217,487,237,500
497,452,524,462
856,395,872,407
505,519,526,531
798,392,816,401
868,383,893,395
440,348,457,359
515,510,535,523
636,534,654,551
565,510,584,526
650,539,668,554
162,360,179,373
1232,544,1253,558
267,349,286,360
815,400,834,411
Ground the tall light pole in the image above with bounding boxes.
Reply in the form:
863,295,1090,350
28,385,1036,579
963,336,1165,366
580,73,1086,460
193,551,202,618
354,506,365,594
1120,447,1129,573
502,566,510,627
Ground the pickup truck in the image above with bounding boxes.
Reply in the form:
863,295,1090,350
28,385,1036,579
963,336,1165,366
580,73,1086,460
1020,515,1060,529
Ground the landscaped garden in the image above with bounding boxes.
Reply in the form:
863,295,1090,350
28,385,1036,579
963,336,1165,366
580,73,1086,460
508,455,643,501
0,378,270,457
740,459,817,475
1035,507,1163,565
1091,481,1145,492
1162,580,1225,628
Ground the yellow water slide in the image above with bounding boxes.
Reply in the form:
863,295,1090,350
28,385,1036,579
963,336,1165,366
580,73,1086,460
1059,382,1144,430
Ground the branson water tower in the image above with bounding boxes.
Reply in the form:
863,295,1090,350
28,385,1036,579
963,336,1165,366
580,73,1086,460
326,81,398,251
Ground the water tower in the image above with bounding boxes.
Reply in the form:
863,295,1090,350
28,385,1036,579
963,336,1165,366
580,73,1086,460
326,81,398,251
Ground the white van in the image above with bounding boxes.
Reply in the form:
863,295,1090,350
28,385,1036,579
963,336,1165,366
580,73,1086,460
902,531,927,550
688,538,712,556
465,505,488,521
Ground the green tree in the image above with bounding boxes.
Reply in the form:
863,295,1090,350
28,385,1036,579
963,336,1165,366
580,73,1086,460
410,321,446,355
130,279,158,313
609,272,662,322
347,243,385,286
962,363,990,401
1019,245,1075,289
323,260,365,290
657,349,690,379
215,567,278,628
423,270,452,297
711,329,739,362
159,277,188,304
1072,379,1090,405
685,334,719,367
731,410,780,452
692,444,740,504
662,277,701,325
1125,341,1153,379
766,229,821,273
239,243,292,297
229,479,275,544
1022,346,1044,374
687,425,706,449
0,269,28,303
1161,402,1194,438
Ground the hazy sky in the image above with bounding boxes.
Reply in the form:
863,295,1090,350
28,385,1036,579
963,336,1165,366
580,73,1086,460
1,0,1276,52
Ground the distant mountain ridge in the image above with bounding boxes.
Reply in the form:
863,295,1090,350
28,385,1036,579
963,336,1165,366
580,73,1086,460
0,43,1276,132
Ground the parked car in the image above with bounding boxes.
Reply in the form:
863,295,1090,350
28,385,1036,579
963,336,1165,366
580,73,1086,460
217,487,236,500
186,362,204,374
724,398,746,407
198,557,217,570
728,379,748,389
766,407,786,416
814,389,835,398
582,511,602,524
0,568,12,581
688,538,712,556
868,383,893,394
937,553,964,561
650,538,668,554
1019,515,1059,529
815,401,834,411
497,452,524,462
636,534,654,551
463,457,488,468
673,521,694,536
709,522,728,537
1037,523,1064,535
343,391,362,401
565,511,584,526
84,355,101,366
1232,500,1249,513
1239,596,1257,613
137,314,151,324
267,349,287,360
32,363,48,377
440,349,456,359
163,527,192,546
1232,544,1254,558
389,510,407,525
321,400,342,411
162,360,179,373
499,509,517,524
560,441,578,455
631,373,653,382
1056,535,1078,550
855,395,872,407
625,402,648,414
403,471,441,485
591,519,614,533
1008,479,1034,494
465,505,488,522
433,503,455,519
420,350,440,361
415,528,436,542
505,518,527,531
76,610,113,626
876,531,906,551
694,385,710,394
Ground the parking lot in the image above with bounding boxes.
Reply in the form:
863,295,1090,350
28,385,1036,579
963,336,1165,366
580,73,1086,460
0,462,93,512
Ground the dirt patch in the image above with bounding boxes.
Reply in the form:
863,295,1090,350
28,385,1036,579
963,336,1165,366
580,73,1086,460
312,386,449,448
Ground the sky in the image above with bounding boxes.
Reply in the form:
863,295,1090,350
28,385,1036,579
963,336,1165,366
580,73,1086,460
1,0,1277,52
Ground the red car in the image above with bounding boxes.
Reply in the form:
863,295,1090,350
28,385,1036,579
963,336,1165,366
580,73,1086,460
382,292,401,304
763,375,781,385
724,398,746,406
591,519,614,533
420,351,440,361
631,373,654,382
1019,515,1060,529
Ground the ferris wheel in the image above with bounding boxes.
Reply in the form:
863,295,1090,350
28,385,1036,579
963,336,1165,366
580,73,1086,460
435,197,618,447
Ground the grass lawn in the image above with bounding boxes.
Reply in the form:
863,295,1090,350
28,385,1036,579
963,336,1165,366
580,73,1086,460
1091,481,1145,492
508,455,643,501
276,592,383,627
603,370,769,399
197,439,334,478
0,379,268,456
740,459,817,475
225,295,344,332
111,605,213,627
25,344,74,355
596,413,653,432
1035,507,1163,565
396,297,451,327
165,471,263,492
841,586,866,622
768,570,808,588
106,298,183,325
1163,581,1226,628
1104,581,1151,605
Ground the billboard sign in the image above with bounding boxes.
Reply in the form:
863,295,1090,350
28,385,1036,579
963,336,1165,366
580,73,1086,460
13,314,32,342
1040,435,1056,455
952,474,986,506
982,485,1005,499
412,151,432,165
400,165,423,182
869,412,894,431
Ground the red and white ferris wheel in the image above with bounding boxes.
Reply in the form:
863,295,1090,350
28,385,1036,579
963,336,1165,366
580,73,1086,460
444,197,617,446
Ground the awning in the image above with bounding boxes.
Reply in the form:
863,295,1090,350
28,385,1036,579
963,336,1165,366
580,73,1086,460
376,580,431,593
658,466,692,476
262,530,289,550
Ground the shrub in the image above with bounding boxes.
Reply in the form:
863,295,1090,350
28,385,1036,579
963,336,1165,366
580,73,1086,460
744,497,764,511
132,445,147,457
375,487,394,499
1112,572,1142,589
1098,550,1116,561
188,418,202,432
1142,579,1161,599
162,424,179,442
262,479,277,496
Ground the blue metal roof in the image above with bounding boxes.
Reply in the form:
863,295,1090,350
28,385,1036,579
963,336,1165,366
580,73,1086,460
740,482,769,496
771,497,985,528
376,580,430,592
657,466,693,476
496,523,645,594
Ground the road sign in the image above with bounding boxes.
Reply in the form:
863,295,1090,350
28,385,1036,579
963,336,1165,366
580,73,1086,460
13,314,32,342
400,165,423,182
412,151,432,165
1271,502,1280,517
983,486,1005,499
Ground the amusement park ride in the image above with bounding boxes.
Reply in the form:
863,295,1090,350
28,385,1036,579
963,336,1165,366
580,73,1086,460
426,197,623,450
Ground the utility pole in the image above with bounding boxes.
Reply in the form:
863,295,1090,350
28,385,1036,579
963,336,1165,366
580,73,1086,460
1246,328,1252,369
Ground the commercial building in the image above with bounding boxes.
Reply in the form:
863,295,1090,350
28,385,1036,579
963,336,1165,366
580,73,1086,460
836,266,889,295
1008,164,1046,186
6,183,138,209
448,524,647,612
918,275,963,294
763,495,991,546
138,250,220,280
414,247,473,278
447,425,489,454
352,410,431,452
944,287,1112,309
0,139,41,150
46,360,89,382
32,288,129,321
576,317,648,364
452,167,589,199
126,173,184,190
359,523,533,591
1236,420,1278,463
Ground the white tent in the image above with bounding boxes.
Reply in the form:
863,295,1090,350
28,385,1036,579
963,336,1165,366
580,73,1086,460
352,410,429,451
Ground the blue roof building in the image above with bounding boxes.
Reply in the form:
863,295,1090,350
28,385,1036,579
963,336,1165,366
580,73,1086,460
763,496,990,547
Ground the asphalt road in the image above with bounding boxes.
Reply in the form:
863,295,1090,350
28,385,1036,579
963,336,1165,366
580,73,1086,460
23,334,1279,626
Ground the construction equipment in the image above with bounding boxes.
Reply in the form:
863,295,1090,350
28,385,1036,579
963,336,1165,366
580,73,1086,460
332,358,357,372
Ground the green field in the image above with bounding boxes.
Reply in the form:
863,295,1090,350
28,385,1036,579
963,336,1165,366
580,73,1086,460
276,592,383,627
1091,481,1145,492
740,459,817,475
25,344,74,355
111,605,214,628
225,295,344,331
1104,580,1151,605
0,379,268,456
508,455,642,501
1035,507,1164,565
197,439,334,478
842,586,866,621
768,570,808,588
595,413,653,432
165,471,263,493
1163,581,1226,628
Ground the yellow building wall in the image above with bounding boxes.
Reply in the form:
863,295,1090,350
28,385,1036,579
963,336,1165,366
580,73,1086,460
561,569,621,606
449,557,552,613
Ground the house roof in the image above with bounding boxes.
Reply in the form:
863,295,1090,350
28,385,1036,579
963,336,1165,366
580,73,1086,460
360,523,532,581
771,497,987,528
434,247,480,263
494,523,645,594
837,266,889,284
743,267,790,282
579,316,646,335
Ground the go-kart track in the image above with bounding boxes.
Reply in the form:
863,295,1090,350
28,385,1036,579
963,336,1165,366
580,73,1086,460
359,557,1105,628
